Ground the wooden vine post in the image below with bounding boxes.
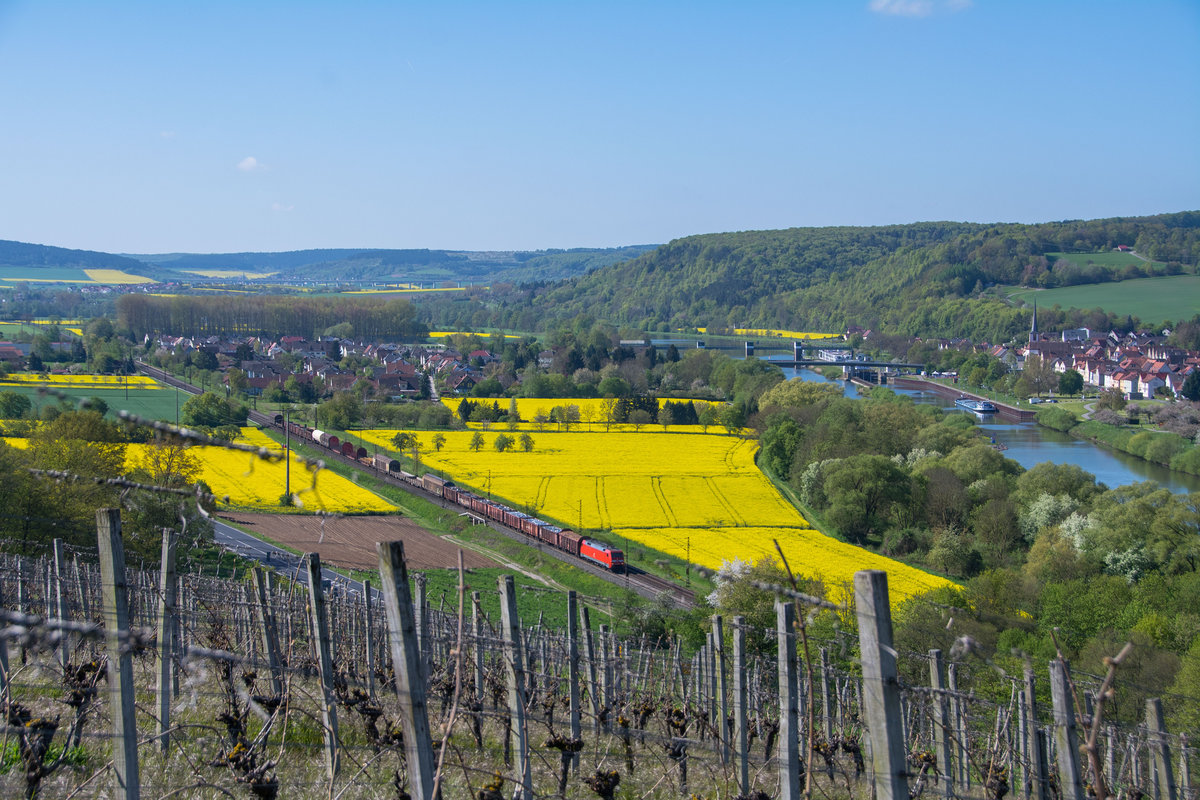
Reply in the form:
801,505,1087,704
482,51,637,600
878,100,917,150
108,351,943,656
567,590,582,771
1048,659,1086,800
580,604,600,732
472,590,485,705
1026,669,1051,800
0,579,9,699
821,646,834,741
854,570,908,800
377,541,437,800
363,579,376,699
251,567,284,698
96,509,141,800
712,614,729,766
777,600,801,800
499,575,532,800
733,615,749,795
929,648,955,798
53,538,71,667
305,553,341,780
155,527,178,753
1146,698,1177,800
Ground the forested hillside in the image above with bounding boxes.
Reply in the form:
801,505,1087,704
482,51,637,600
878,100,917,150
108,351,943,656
1,241,657,285
130,245,658,283
0,239,152,272
432,212,1200,340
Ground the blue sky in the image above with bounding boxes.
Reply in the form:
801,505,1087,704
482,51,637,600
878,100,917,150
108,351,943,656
0,1,1196,254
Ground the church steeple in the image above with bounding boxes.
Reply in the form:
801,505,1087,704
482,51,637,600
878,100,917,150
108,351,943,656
1029,299,1038,342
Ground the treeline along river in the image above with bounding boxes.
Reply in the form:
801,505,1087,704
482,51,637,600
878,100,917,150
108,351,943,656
784,367,1200,494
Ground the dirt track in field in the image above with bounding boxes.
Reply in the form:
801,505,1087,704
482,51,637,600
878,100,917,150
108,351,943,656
220,512,497,571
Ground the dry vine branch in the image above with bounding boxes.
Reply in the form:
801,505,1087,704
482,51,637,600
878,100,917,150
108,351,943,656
1082,641,1133,800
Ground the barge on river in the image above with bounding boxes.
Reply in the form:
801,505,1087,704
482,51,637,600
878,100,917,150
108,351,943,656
955,396,998,414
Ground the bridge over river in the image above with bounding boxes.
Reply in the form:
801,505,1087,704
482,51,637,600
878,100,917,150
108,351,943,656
642,338,925,371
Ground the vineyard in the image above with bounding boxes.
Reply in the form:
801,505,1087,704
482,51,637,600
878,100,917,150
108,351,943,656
0,510,1195,800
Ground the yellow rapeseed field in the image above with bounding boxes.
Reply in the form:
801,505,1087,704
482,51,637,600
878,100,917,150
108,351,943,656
182,270,278,279
83,269,156,284
358,428,953,603
342,287,468,294
429,331,521,339
439,397,726,431
695,327,837,339
0,374,161,387
125,428,397,513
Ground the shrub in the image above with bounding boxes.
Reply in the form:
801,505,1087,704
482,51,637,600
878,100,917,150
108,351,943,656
1035,406,1077,432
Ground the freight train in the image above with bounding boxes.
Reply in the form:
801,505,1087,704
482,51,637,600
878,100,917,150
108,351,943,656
270,415,626,572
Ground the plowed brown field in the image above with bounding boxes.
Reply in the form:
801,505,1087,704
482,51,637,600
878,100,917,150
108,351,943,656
220,512,496,571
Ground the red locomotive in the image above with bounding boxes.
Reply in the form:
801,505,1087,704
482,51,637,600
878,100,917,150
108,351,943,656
271,418,628,573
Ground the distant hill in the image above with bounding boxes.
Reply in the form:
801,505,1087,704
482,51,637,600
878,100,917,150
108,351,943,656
0,241,658,285
130,245,659,283
424,212,1200,341
0,240,154,273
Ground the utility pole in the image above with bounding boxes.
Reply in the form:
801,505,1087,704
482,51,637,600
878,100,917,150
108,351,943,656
284,409,291,500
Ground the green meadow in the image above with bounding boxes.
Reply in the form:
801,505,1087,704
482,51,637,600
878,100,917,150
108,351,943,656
0,266,93,282
1009,274,1200,325
1046,250,1165,270
0,384,185,423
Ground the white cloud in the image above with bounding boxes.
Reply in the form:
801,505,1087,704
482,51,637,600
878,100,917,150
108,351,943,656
237,156,263,172
159,131,176,139
869,0,934,16
271,202,294,212
869,0,971,16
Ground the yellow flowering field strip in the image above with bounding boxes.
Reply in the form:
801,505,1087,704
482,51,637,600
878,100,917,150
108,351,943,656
358,428,953,602
2,437,30,449
429,331,522,339
440,397,722,425
0,374,161,387
83,269,156,284
182,270,278,279
696,327,838,339
343,287,468,294
0,376,162,388
132,428,397,513
618,526,950,605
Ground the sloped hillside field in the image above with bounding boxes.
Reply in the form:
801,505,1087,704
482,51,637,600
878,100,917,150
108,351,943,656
359,428,955,603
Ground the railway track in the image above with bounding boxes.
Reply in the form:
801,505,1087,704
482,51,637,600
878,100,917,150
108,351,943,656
135,362,696,609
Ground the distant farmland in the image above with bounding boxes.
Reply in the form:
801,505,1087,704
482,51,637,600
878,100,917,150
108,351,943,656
1008,274,1200,324
1046,250,1166,270
0,266,154,284
0,384,184,423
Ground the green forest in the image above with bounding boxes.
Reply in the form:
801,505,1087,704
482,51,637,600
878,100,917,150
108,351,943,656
421,211,1200,340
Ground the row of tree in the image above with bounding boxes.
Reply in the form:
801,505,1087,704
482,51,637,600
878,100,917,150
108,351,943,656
116,294,428,341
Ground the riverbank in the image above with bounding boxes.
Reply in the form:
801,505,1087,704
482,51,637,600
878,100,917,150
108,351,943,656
1036,406,1200,478
888,377,1036,422
900,375,1200,480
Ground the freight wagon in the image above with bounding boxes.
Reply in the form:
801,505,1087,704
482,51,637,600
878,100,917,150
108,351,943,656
268,417,625,572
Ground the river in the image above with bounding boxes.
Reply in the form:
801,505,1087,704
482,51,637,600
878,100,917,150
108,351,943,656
781,367,1200,494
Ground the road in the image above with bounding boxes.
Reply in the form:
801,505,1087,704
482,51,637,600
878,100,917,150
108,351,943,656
212,517,379,601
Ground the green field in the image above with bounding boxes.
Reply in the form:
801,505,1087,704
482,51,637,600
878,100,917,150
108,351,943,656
1008,274,1200,324
0,384,186,423
0,266,92,282
1046,251,1165,270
